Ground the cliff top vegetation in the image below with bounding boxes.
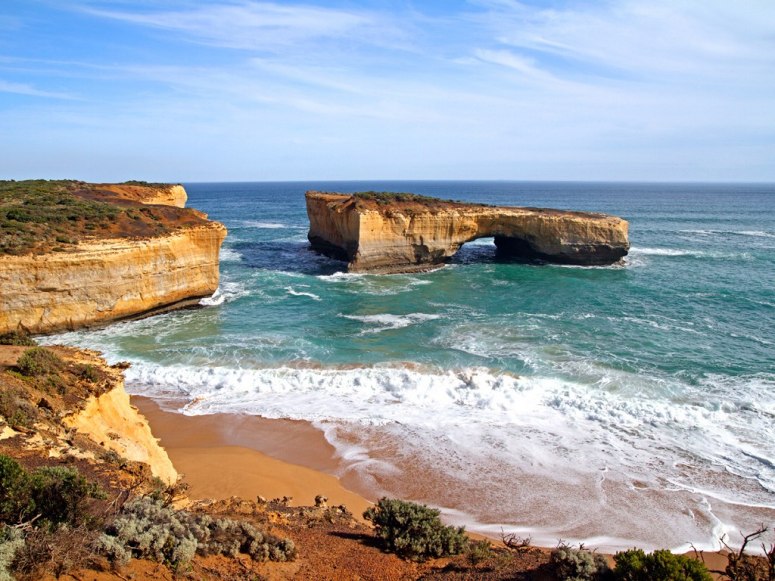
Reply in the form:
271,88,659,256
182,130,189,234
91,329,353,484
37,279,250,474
0,180,208,256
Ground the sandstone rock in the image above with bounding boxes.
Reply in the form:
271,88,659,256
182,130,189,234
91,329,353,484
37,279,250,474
0,223,226,334
307,191,629,273
63,382,179,484
96,183,188,207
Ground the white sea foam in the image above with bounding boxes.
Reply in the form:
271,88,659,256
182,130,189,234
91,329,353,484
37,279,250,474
739,230,775,238
629,247,751,260
317,272,365,282
340,313,440,333
219,247,242,262
680,229,775,239
629,246,697,257
285,286,321,301
239,220,289,229
199,281,249,307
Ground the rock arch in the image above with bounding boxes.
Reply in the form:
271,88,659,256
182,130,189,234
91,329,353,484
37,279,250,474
306,191,629,274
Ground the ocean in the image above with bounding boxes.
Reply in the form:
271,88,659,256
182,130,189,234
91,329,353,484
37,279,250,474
48,181,775,551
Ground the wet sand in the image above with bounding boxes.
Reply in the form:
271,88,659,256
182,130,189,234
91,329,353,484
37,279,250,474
131,396,740,577
132,396,372,518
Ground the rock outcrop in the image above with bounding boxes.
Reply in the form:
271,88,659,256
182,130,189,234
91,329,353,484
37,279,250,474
307,192,630,273
96,183,188,208
0,345,178,484
64,380,178,484
0,182,226,335
0,223,225,334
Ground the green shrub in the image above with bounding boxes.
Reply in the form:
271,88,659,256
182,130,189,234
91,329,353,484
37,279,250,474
0,456,103,528
363,498,468,561
73,363,100,383
16,348,63,377
27,466,105,528
0,456,31,524
551,543,611,580
613,548,712,581
0,389,38,429
466,539,492,566
0,330,36,347
99,497,296,570
0,526,24,581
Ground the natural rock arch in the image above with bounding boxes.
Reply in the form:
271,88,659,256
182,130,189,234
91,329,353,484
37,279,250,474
306,191,629,274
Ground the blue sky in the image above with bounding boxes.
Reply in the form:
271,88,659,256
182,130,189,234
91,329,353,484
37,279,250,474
1,0,773,182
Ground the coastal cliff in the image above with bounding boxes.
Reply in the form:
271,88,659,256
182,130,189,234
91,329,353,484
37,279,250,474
307,191,629,273
63,368,178,484
0,180,226,334
0,345,177,484
96,182,188,207
0,224,225,334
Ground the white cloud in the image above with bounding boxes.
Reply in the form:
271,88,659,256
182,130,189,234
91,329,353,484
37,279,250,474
472,0,775,81
0,79,75,99
82,1,406,52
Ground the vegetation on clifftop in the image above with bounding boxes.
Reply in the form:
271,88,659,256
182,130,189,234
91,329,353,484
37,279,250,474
352,190,490,209
0,179,204,255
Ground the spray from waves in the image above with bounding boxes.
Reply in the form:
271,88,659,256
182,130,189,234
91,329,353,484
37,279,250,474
123,359,775,501
219,247,242,262
340,313,440,333
629,247,752,260
285,286,321,301
630,247,701,257
317,272,364,282
199,281,249,306
237,220,295,229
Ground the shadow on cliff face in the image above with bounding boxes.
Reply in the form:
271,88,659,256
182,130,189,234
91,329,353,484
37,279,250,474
234,240,346,275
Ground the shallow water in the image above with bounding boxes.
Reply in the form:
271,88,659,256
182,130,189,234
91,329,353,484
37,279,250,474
48,181,775,551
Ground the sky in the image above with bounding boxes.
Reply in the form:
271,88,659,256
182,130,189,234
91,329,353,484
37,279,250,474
0,0,774,182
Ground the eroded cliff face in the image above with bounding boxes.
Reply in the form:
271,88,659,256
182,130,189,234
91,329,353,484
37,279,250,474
0,223,226,335
64,382,178,484
97,183,188,208
0,345,177,484
307,191,629,273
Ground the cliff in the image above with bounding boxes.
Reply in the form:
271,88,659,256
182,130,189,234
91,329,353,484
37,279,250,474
63,374,178,484
0,180,226,334
0,345,177,484
96,182,188,208
0,223,225,334
307,191,629,273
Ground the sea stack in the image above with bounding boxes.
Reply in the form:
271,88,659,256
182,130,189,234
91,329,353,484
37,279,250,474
306,191,629,273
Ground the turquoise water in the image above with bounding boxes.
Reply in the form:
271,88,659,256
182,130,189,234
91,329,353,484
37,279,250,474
51,181,775,551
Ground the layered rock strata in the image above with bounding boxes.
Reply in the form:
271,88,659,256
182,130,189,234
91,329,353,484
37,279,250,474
307,191,630,273
64,379,179,484
0,182,226,334
96,183,188,208
0,223,225,334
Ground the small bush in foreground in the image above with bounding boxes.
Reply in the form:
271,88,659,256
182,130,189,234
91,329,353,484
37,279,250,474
99,497,296,570
0,388,38,429
0,455,104,528
0,330,36,347
551,543,611,581
613,548,712,581
466,539,492,566
0,526,24,581
363,498,468,561
16,347,63,377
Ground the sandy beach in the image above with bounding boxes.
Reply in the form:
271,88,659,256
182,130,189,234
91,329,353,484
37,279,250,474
132,395,735,577
132,396,372,518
